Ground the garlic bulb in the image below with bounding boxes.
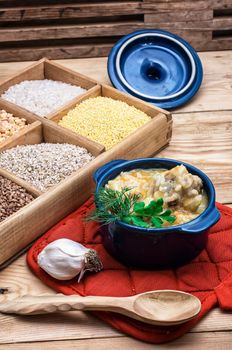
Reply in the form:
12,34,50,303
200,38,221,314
37,238,103,282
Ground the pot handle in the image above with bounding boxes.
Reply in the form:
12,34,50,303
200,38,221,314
181,207,220,234
94,159,127,184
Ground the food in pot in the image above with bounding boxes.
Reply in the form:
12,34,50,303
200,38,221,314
106,165,208,226
58,96,151,150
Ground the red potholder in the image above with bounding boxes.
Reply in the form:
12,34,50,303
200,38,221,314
27,198,232,344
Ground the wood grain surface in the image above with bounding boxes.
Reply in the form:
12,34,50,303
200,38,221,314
0,0,231,61
0,52,232,349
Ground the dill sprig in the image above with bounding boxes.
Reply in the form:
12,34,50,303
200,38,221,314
87,187,176,228
87,187,141,224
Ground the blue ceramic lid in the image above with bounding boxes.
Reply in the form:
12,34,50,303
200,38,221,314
108,30,203,110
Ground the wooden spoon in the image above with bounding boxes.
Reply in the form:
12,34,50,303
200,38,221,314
0,290,201,326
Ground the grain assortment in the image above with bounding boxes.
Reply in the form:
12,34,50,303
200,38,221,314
0,58,172,268
0,175,34,222
0,143,95,192
1,80,87,117
58,96,151,149
0,109,27,143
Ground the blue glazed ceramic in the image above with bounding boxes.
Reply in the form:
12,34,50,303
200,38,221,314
108,30,203,110
94,158,220,269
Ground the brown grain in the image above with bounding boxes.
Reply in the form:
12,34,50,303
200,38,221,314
0,175,34,222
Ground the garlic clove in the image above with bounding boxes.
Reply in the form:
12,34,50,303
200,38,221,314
56,238,89,256
38,247,84,281
37,238,103,281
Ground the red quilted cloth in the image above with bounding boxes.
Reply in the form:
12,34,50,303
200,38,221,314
27,198,232,344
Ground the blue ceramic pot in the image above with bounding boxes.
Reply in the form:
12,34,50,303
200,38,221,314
94,158,220,269
108,29,203,110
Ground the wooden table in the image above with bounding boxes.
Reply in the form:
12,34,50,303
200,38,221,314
0,52,232,349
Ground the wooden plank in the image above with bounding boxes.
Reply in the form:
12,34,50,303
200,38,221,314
1,333,232,350
213,17,232,30
208,38,232,51
0,2,145,22
0,0,211,22
0,31,228,62
143,20,212,30
0,43,114,63
145,11,212,23
0,23,146,42
174,51,232,112
213,0,232,10
142,1,210,11
143,0,204,3
0,0,229,61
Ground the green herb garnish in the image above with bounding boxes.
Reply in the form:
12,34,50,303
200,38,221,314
130,198,176,228
87,187,141,224
87,187,176,228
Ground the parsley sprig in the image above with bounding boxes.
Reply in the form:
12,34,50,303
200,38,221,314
87,187,176,228
124,198,176,228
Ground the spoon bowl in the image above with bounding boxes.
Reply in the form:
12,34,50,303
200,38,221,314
133,290,201,325
0,289,201,326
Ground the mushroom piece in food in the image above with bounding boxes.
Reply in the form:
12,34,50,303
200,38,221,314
154,165,204,211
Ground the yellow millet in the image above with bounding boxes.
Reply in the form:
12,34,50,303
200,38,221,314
58,97,151,149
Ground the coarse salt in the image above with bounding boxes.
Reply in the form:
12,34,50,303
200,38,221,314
1,80,87,117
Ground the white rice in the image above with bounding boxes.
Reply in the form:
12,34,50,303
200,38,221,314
1,79,87,117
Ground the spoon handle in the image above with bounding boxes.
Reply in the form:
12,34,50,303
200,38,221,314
0,294,133,316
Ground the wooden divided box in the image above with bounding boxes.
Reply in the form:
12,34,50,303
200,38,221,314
0,58,172,267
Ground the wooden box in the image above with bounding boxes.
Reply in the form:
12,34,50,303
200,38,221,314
0,60,172,268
